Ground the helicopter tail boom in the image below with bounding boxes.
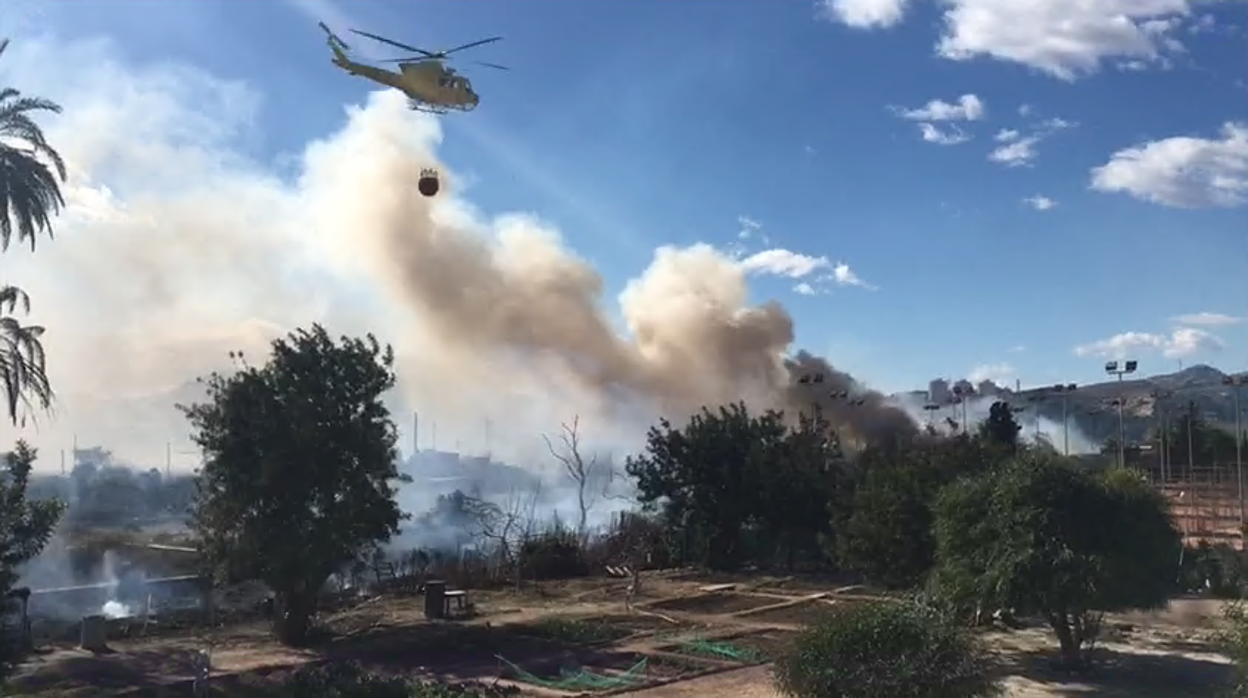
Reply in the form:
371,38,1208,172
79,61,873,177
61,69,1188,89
318,22,351,64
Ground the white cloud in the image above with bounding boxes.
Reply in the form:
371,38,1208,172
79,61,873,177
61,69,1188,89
896,94,985,121
738,249,832,279
1018,104,1033,116
1089,122,1248,208
737,215,764,240
817,0,913,29
989,136,1040,167
831,262,876,290
1008,344,1025,353
988,117,1075,168
793,282,817,296
1170,311,1242,326
824,0,1201,80
968,362,1016,385
1023,195,1057,210
1074,328,1226,359
918,123,971,145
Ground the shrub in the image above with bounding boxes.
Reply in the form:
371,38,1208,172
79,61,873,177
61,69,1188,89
519,525,588,579
274,662,520,697
1219,602,1248,698
771,600,1001,698
276,662,412,698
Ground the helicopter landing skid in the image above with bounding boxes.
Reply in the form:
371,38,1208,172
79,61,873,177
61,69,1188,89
407,99,474,115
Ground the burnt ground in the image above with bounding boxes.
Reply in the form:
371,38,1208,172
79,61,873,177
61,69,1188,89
5,572,1238,697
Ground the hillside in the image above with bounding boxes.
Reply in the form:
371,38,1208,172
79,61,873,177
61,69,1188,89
945,365,1244,448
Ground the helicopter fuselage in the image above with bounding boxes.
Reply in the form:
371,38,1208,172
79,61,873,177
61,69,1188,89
333,54,478,111
395,60,479,110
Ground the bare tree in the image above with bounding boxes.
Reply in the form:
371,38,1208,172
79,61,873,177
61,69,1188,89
544,416,598,542
467,483,542,588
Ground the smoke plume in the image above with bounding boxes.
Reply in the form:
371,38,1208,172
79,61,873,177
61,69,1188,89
2,35,910,468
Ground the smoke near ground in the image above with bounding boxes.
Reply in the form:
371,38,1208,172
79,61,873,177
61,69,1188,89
1,34,911,471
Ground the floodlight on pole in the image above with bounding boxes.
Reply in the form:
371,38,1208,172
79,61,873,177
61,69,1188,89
1104,359,1138,468
1222,374,1248,540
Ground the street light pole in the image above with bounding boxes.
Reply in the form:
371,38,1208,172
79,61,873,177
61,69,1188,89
1222,374,1247,539
1104,360,1138,468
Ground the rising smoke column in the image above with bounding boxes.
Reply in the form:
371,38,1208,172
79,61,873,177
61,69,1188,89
4,32,914,462
299,91,912,444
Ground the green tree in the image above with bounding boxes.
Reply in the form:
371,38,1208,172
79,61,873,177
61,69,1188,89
760,411,847,570
625,403,787,570
978,400,1021,453
930,453,1180,665
836,436,1001,589
1168,402,1238,468
0,39,67,424
0,442,65,679
180,325,408,645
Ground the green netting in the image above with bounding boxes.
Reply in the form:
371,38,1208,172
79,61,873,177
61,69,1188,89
496,654,649,691
675,636,762,662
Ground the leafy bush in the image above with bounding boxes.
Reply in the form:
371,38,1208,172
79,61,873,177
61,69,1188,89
1183,542,1247,598
518,617,626,644
274,662,520,697
1219,602,1248,698
771,600,1001,698
519,525,588,579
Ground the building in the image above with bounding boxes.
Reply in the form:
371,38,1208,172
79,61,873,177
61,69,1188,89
928,379,951,405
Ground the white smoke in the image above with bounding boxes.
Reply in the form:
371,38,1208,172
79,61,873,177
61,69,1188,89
1,33,896,476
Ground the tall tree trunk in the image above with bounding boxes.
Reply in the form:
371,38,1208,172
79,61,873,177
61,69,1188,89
272,589,315,646
1047,611,1084,666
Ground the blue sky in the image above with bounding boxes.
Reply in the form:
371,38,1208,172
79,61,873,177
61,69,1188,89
2,0,1245,417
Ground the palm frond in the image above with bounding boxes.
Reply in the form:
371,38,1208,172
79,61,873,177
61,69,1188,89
0,60,68,252
0,313,52,425
0,285,30,314
0,144,65,251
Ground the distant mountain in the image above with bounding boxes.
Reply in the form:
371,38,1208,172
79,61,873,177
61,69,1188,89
906,365,1246,448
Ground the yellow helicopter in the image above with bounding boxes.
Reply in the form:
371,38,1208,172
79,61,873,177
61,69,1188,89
318,22,507,114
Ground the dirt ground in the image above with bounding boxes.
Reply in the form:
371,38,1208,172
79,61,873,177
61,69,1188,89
5,571,1237,697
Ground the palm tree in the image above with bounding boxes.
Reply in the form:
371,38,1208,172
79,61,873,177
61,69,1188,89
0,38,67,424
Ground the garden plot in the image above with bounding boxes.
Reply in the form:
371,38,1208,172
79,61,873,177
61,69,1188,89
736,598,842,626
646,592,785,616
499,650,713,693
659,628,797,664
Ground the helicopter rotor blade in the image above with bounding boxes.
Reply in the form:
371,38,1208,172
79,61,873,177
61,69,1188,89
439,36,503,56
349,29,438,58
472,60,509,71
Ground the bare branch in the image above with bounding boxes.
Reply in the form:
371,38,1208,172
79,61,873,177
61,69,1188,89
544,416,601,541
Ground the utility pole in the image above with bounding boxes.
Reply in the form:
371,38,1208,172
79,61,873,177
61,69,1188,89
1150,388,1173,482
1051,383,1078,456
1104,360,1138,468
1027,393,1046,442
952,384,973,433
1222,374,1247,539
166,441,172,478
1186,399,1196,478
